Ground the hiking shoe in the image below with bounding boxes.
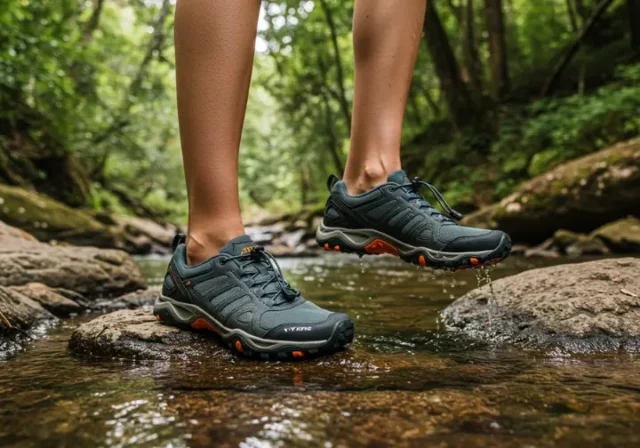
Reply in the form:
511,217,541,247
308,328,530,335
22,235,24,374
316,170,511,270
153,234,354,359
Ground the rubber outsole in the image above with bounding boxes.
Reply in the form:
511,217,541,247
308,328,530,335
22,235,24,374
316,224,512,271
153,296,354,361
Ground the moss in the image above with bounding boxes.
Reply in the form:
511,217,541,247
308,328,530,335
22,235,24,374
463,139,640,243
0,184,118,247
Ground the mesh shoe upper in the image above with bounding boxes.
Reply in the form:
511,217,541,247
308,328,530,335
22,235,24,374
322,170,505,252
162,235,348,341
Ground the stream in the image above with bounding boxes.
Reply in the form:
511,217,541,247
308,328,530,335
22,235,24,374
1,254,639,447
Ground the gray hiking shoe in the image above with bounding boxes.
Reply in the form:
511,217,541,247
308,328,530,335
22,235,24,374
154,234,354,359
316,170,511,270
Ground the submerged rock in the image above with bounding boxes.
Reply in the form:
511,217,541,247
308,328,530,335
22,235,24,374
463,139,640,243
70,309,448,387
443,258,640,353
0,221,145,298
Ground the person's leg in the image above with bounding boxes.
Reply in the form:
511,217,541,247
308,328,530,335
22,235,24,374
318,0,512,269
175,0,260,264
343,0,426,195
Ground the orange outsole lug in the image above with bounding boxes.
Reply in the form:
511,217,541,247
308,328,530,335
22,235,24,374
470,257,479,266
418,255,427,267
191,318,216,332
235,340,243,352
156,314,162,322
292,351,305,358
324,243,330,250
364,239,399,256
334,245,340,251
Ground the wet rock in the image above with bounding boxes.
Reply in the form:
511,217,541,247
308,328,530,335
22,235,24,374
0,286,57,358
69,309,219,361
591,216,640,253
443,258,640,352
566,237,609,256
10,283,83,317
0,221,145,298
463,139,640,243
69,309,448,387
0,286,56,334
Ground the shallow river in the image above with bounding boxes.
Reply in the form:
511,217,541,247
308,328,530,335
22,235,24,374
1,254,639,447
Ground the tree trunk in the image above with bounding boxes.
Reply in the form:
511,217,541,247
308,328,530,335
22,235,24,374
484,0,509,101
629,0,640,52
82,0,106,45
321,92,344,175
541,0,616,96
422,1,476,130
319,0,352,130
462,0,484,100
566,0,579,32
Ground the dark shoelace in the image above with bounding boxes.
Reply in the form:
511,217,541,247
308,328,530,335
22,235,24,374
220,246,299,304
395,177,463,221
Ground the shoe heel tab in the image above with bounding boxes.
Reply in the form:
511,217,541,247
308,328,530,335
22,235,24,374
326,174,340,192
172,233,186,251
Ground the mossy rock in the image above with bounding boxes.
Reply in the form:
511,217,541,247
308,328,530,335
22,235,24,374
0,184,119,247
463,138,640,243
591,216,640,253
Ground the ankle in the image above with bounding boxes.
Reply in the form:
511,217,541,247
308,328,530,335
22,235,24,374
186,226,244,265
343,163,398,195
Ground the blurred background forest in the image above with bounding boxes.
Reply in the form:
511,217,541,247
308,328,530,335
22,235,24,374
0,0,639,253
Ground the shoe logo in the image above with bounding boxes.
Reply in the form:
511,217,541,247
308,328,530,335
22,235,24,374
284,326,312,333
241,246,255,254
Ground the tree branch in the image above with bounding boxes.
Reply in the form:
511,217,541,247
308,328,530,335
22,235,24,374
541,0,616,96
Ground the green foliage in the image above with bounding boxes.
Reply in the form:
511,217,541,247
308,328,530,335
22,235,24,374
0,0,638,224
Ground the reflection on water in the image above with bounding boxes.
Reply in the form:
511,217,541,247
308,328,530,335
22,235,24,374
1,254,639,447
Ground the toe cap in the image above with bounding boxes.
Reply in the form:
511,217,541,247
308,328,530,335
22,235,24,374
265,312,353,342
442,229,508,253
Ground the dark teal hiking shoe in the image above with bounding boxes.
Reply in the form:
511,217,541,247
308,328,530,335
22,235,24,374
154,235,354,359
316,170,511,270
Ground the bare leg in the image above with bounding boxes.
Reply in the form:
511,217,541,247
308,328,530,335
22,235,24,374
343,0,426,195
175,0,260,264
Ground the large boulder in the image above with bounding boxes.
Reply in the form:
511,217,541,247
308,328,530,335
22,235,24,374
443,258,640,353
591,216,640,253
0,184,119,247
0,221,145,298
463,139,640,243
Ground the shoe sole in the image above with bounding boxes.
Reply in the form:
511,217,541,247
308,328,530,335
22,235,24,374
316,224,512,270
153,295,354,360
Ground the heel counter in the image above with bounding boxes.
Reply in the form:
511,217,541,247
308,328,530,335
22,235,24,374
161,262,190,303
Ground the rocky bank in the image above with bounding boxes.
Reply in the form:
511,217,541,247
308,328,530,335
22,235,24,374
0,221,152,358
443,258,640,353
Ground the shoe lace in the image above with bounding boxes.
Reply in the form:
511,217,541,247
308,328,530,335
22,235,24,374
396,177,463,221
220,246,299,304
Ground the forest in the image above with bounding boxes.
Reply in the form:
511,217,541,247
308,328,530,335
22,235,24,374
0,0,639,227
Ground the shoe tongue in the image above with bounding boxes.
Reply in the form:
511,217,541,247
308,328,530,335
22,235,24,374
220,234,256,256
387,169,410,185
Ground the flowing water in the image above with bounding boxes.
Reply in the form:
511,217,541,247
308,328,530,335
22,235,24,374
1,254,639,447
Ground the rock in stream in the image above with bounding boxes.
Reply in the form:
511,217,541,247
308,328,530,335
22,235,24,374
443,257,640,353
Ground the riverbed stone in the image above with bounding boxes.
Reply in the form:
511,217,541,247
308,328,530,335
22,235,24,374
463,139,640,243
0,221,145,298
443,258,640,352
